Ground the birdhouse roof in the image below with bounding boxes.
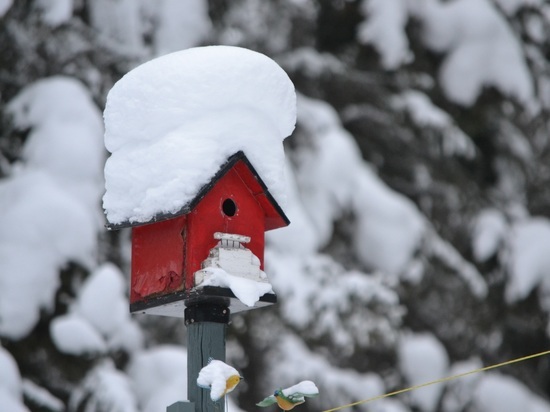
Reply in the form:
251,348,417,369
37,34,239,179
108,151,289,231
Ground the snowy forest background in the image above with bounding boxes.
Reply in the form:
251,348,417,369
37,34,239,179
1,0,550,411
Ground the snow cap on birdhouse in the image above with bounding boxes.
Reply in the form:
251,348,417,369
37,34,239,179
102,46,296,316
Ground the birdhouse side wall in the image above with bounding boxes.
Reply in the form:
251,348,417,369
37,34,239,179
130,215,186,304
184,168,266,289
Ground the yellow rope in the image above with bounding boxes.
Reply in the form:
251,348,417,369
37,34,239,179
322,349,550,412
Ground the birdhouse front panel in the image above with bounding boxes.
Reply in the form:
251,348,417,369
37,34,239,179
183,165,266,289
130,215,186,303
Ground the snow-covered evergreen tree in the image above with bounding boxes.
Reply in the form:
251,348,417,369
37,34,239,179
1,1,550,411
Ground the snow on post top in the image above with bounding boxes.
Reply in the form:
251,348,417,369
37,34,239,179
103,45,296,225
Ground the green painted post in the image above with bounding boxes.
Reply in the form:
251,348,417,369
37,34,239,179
167,401,195,412
185,303,229,412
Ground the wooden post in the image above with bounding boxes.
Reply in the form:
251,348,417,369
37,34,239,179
185,303,229,412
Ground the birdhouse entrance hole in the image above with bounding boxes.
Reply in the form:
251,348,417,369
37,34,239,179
222,198,237,217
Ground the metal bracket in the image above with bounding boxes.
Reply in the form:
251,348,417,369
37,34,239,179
184,303,230,325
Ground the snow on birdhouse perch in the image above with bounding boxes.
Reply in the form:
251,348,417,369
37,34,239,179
194,232,275,307
102,46,296,317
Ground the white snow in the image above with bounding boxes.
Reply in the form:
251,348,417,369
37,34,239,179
35,0,73,27
47,263,142,356
268,333,386,411
0,76,103,340
22,379,64,412
425,229,488,297
103,46,296,225
265,160,320,255
49,263,142,356
0,390,29,412
493,0,542,16
107,320,144,354
7,76,103,136
505,217,550,303
87,0,143,55
8,76,104,215
392,90,476,158
472,208,508,262
0,346,22,400
473,373,550,412
197,359,241,401
50,314,107,356
395,90,449,128
70,361,137,412
0,171,96,339
443,359,550,411
279,48,344,78
398,332,449,412
143,0,211,56
441,358,482,411
412,0,533,106
371,399,410,412
358,0,412,69
127,346,188,411
295,94,425,275
501,123,534,161
525,13,546,44
356,0,535,105
266,251,403,353
0,0,12,17
264,253,315,329
196,267,273,307
22,123,104,215
76,263,130,337
353,164,426,275
281,380,318,397
0,347,27,412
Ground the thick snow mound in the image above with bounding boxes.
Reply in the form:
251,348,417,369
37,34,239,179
7,76,102,133
50,315,107,356
474,373,550,412
0,390,29,412
0,347,27,412
196,267,273,307
127,346,188,409
412,0,533,106
282,380,319,397
399,332,449,412
357,0,411,69
0,346,22,400
0,171,97,339
506,217,550,303
76,263,129,337
472,208,507,262
0,76,102,340
293,94,425,275
103,45,296,225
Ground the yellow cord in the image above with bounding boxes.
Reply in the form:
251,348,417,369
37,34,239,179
322,349,550,412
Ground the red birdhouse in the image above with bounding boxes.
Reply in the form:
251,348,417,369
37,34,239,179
108,151,289,316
